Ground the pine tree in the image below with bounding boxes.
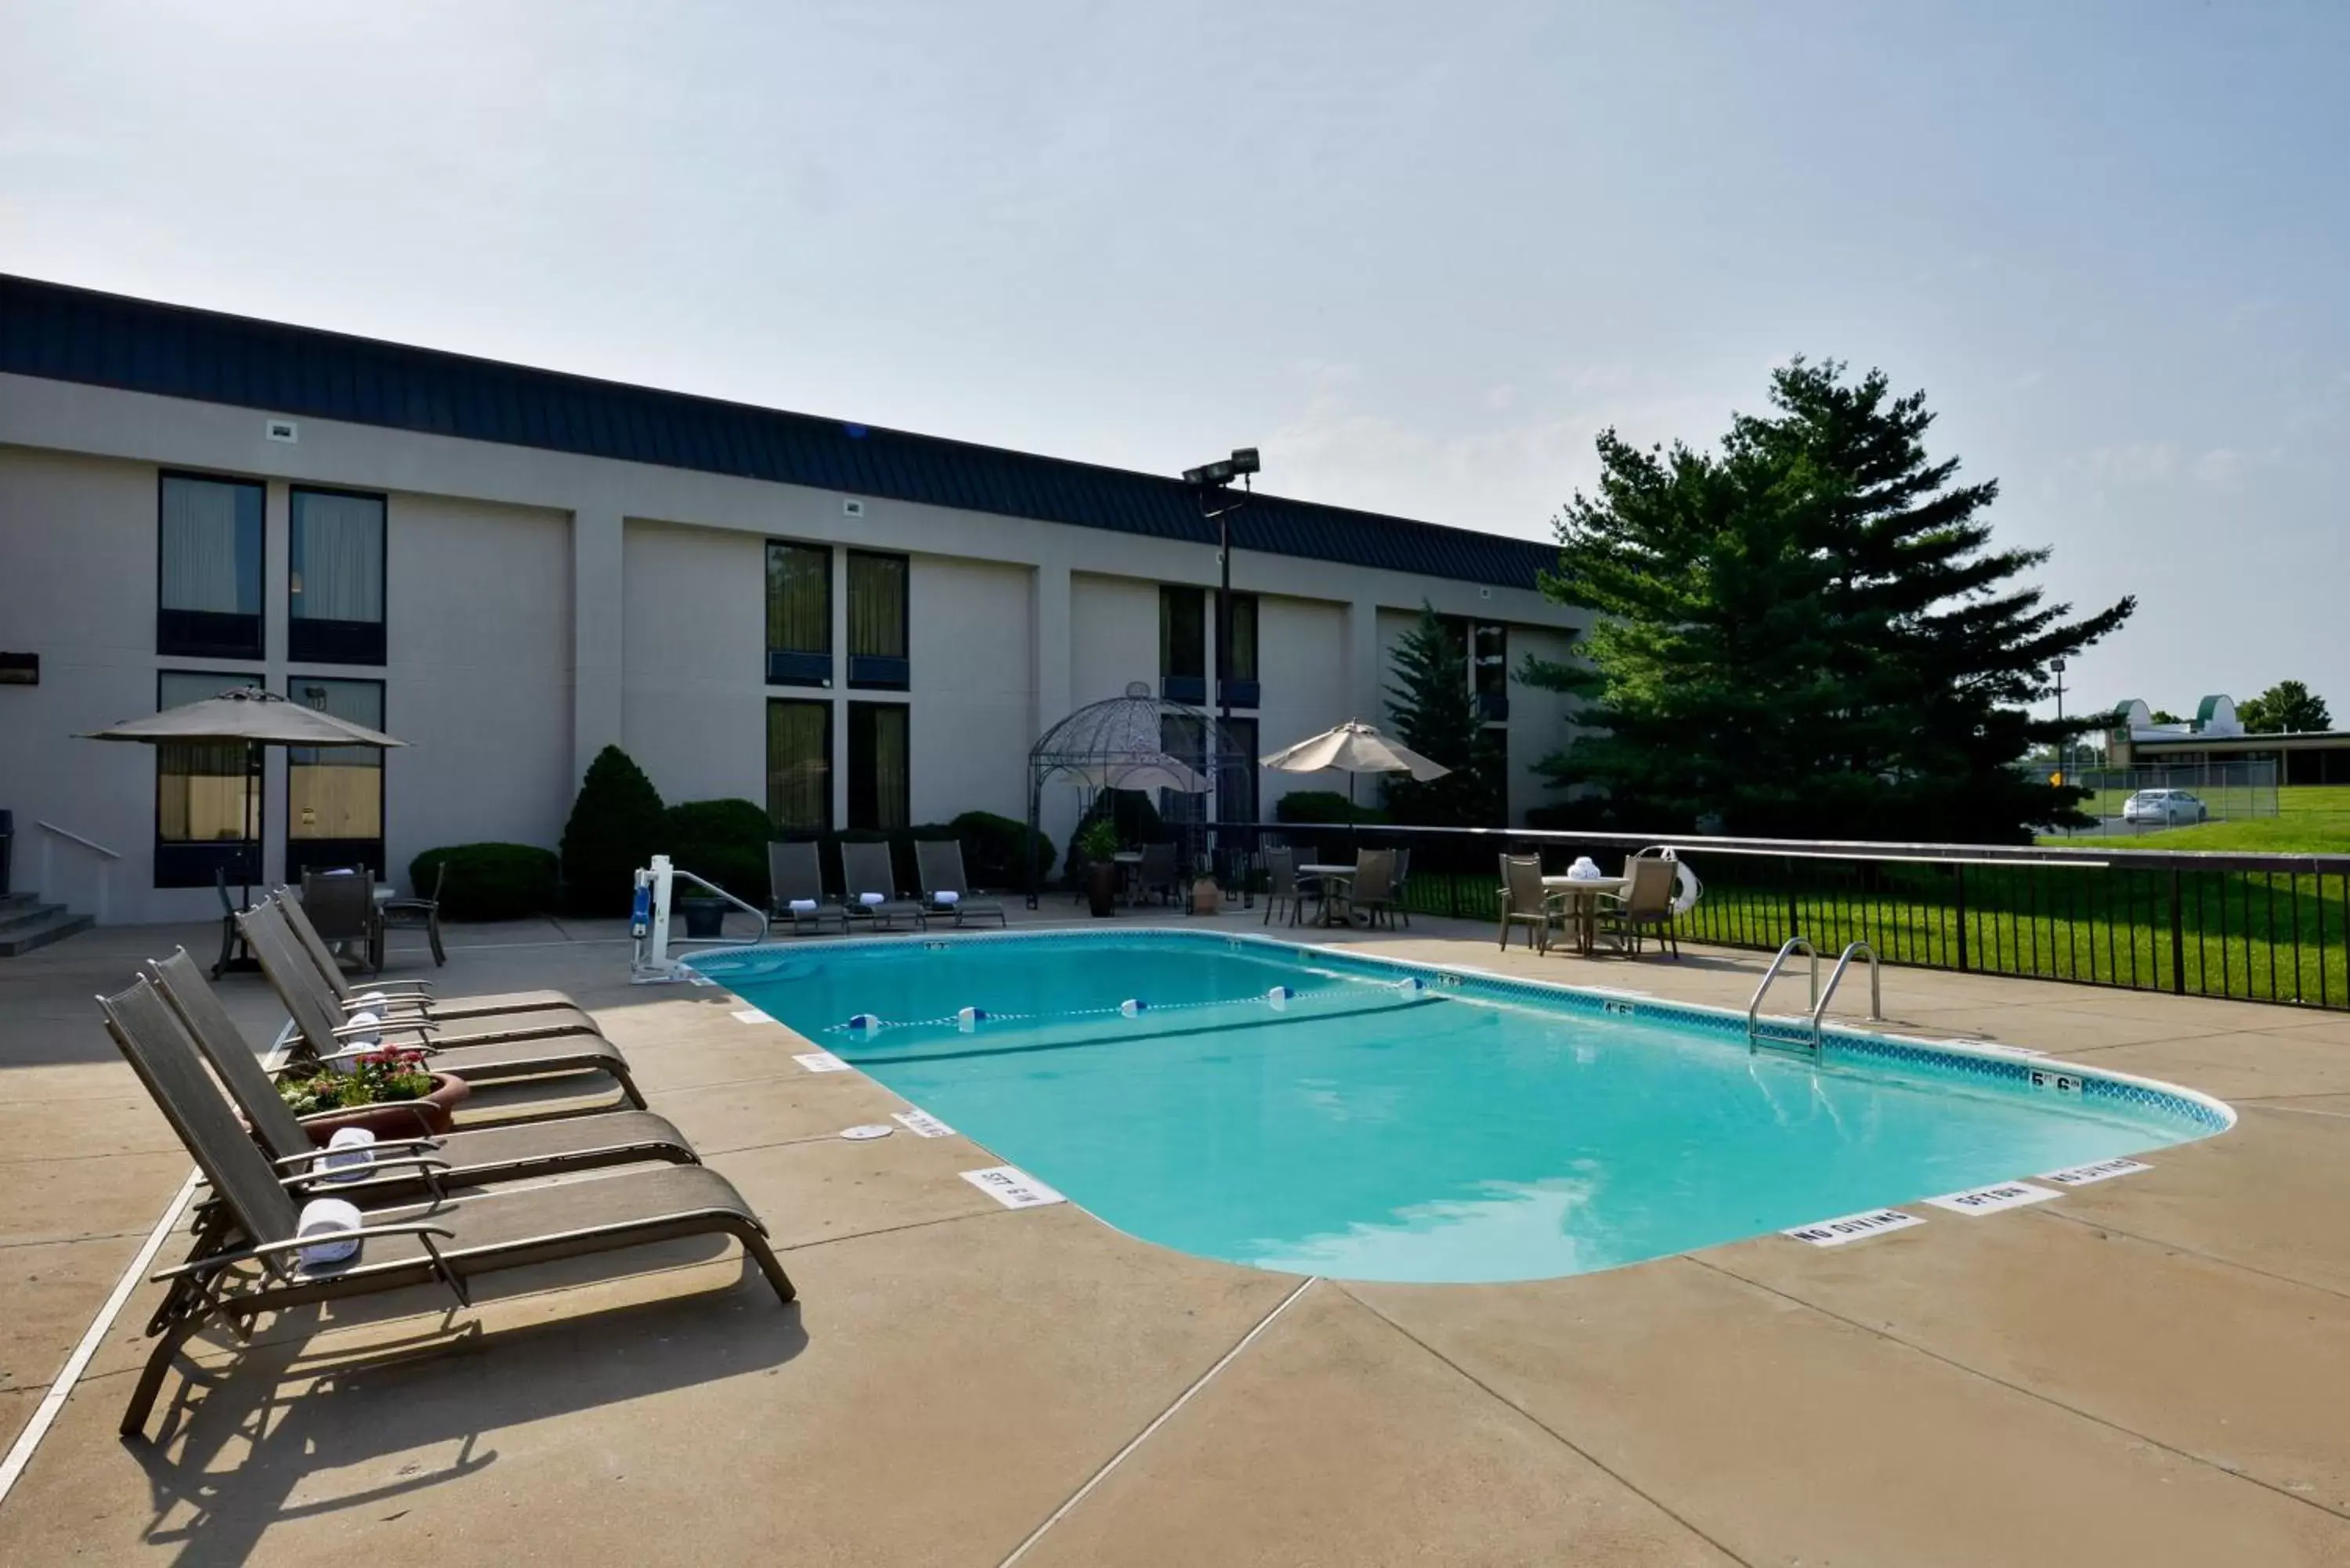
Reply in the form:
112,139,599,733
1521,359,2135,843
1384,605,1504,825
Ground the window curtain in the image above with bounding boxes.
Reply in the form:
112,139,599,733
287,679,385,840
160,477,260,613
1159,587,1205,677
1223,594,1259,681
850,703,909,830
767,544,830,653
290,492,385,623
768,701,830,830
848,554,907,658
157,670,253,843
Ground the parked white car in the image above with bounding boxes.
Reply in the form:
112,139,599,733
2120,789,2208,826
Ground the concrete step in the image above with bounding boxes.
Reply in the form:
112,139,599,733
0,903,94,957
0,891,40,916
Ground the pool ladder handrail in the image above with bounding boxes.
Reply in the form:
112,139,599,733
1810,940,1883,1050
1747,938,1819,1050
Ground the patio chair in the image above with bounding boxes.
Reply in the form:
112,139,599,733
211,866,242,979
1134,842,1180,907
914,839,1007,928
1349,849,1401,930
1261,846,1307,927
1390,847,1413,929
767,840,847,937
96,977,794,1442
1596,854,1681,958
380,860,447,967
299,866,383,977
838,839,926,932
239,904,650,1108
277,891,590,1035
1497,854,1565,952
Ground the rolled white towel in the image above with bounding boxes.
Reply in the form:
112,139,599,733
355,989,392,1010
1567,856,1603,881
933,890,960,907
788,898,819,915
296,1197,366,1268
338,1010,383,1069
321,1126,378,1183
858,891,886,906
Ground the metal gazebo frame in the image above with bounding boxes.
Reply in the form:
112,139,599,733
1025,682,1257,909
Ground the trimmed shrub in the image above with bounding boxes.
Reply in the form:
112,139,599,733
1274,789,1389,826
559,746,667,915
407,844,559,922
1060,789,1165,882
664,797,772,905
950,810,1055,891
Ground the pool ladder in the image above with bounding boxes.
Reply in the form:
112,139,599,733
1747,938,1882,1054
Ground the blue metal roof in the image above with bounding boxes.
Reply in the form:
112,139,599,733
0,273,1557,589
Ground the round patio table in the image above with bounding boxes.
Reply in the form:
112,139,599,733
1542,873,1629,956
1300,863,1359,927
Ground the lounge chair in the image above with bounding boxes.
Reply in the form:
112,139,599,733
837,840,926,932
96,977,794,1441
1261,846,1307,927
149,948,698,1193
274,894,598,1040
1498,854,1565,952
1596,854,1681,958
1349,849,1401,930
280,886,582,1026
767,840,847,937
239,904,650,1108
913,840,1007,928
299,866,382,977
211,866,242,979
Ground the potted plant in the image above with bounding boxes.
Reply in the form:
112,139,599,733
1079,818,1123,918
676,894,728,938
277,1046,471,1143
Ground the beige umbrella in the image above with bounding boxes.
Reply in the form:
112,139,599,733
81,685,407,905
1261,719,1448,813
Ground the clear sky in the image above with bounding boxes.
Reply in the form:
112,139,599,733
4,1,2342,721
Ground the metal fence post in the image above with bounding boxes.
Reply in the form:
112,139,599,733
1953,863,1969,973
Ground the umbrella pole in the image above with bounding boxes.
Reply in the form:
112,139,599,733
242,739,260,908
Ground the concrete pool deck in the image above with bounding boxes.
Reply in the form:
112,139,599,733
3,908,2348,1565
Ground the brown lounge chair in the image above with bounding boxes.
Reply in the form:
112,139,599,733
239,904,651,1109
98,977,795,1441
913,840,1007,928
838,840,926,932
766,840,847,937
278,887,590,1031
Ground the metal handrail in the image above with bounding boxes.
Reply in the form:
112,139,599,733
667,866,771,943
1747,937,1819,1048
36,821,120,859
1811,941,1883,1047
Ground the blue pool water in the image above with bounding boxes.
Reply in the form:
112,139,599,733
699,933,2229,1284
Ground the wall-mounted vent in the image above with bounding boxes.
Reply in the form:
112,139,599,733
842,498,866,518
265,418,298,443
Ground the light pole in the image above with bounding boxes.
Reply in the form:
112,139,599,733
2052,656,2069,836
1182,447,1259,894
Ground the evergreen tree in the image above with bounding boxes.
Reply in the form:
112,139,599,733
1521,359,2134,843
559,745,667,913
2237,681,2330,735
1384,604,1504,825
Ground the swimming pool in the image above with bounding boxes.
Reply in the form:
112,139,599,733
696,931,2231,1284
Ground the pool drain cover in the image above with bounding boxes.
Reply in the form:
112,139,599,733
841,1124,895,1140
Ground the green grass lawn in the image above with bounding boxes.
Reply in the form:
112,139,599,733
2044,785,2350,854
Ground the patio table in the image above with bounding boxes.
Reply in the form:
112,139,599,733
1542,874,1629,956
1300,863,1359,927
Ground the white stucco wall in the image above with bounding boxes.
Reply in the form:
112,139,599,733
907,555,1032,826
1255,595,1349,818
620,518,769,810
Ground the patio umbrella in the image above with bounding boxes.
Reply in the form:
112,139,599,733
81,686,407,906
1260,718,1449,812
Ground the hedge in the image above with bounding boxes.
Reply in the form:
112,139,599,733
407,844,559,922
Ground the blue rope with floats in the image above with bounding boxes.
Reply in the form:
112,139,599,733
827,975,1429,1041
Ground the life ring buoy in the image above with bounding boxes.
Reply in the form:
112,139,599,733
1654,848,1703,914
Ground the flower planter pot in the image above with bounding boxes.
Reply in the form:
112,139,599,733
1086,862,1120,918
678,896,728,938
299,1073,472,1143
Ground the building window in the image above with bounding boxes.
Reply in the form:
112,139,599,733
1219,592,1260,710
767,699,832,832
847,703,909,830
288,487,387,664
285,677,386,879
766,541,832,687
1159,586,1206,705
847,551,909,690
1471,621,1509,721
154,670,261,888
157,474,265,661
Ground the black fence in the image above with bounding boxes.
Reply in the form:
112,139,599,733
1163,822,2350,1013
